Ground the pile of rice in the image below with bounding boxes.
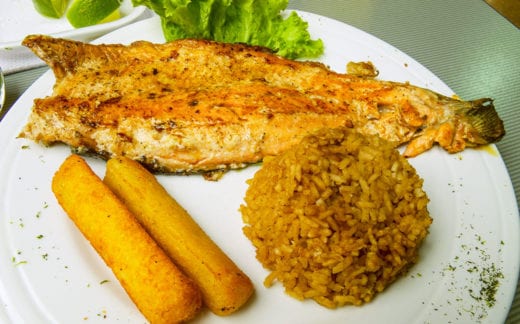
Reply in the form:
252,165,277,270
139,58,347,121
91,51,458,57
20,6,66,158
240,127,432,308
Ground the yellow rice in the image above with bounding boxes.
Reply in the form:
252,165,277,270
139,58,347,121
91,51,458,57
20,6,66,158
240,127,432,308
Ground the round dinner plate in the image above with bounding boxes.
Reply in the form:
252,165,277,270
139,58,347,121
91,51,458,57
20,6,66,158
0,11,518,324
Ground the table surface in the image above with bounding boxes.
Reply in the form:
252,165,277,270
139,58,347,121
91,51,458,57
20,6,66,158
1,0,519,322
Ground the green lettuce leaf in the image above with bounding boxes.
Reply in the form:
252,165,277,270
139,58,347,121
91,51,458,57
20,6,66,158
132,0,323,59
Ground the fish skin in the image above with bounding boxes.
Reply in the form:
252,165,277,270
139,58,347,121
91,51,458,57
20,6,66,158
20,35,505,173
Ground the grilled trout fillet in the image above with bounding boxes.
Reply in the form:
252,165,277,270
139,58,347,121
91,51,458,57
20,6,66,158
20,35,505,174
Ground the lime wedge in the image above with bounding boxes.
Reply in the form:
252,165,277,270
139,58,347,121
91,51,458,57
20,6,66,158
99,8,122,24
66,0,122,28
32,0,69,18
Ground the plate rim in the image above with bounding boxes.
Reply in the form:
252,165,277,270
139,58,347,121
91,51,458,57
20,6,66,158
0,11,518,324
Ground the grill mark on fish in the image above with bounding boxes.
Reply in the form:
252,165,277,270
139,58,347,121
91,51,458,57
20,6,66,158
20,35,505,174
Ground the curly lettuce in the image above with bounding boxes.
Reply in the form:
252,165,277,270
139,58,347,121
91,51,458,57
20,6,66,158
132,0,323,59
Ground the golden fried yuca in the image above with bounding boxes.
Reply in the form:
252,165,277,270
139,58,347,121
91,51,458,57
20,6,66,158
52,155,202,323
104,156,254,315
241,128,432,308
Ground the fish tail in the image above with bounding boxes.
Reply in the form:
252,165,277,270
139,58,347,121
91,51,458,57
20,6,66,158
463,98,505,144
404,96,505,157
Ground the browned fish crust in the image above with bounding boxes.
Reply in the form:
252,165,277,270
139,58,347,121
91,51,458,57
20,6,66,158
20,35,505,173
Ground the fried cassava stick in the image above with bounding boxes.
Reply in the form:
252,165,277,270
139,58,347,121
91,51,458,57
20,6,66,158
52,155,202,323
104,156,254,315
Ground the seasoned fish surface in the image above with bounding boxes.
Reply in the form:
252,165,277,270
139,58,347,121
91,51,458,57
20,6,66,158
21,35,505,173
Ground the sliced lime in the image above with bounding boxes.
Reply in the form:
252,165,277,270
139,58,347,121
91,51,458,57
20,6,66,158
66,0,122,28
99,8,121,24
32,0,69,18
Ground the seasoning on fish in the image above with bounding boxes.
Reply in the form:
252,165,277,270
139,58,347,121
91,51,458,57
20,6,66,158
20,35,505,175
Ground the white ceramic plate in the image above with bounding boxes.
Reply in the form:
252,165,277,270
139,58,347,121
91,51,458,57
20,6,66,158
1,12,518,324
0,0,146,49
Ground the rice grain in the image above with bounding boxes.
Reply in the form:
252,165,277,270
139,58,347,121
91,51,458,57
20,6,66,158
240,127,432,308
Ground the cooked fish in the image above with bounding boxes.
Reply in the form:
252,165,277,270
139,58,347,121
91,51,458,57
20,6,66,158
20,35,505,174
